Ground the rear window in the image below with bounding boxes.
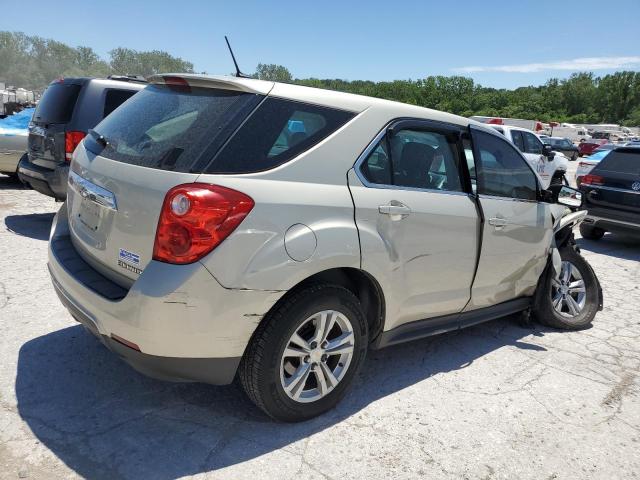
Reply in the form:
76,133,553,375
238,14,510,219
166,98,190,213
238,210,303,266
86,85,262,172
33,83,81,124
103,89,137,118
205,98,355,174
594,150,640,175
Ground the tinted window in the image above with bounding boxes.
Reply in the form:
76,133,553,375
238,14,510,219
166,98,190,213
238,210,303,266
522,131,543,154
511,130,525,151
86,85,261,172
473,130,537,201
594,150,640,175
361,140,392,185
207,98,354,174
389,129,463,191
33,83,81,124
103,89,137,118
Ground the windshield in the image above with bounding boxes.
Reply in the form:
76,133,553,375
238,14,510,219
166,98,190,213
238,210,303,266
86,85,262,172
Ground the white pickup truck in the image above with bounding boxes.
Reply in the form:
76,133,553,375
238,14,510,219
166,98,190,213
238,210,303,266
490,125,569,189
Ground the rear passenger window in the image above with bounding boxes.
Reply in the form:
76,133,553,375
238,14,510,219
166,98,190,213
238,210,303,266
472,129,538,201
390,129,463,192
103,89,137,118
207,98,355,174
360,127,464,193
361,141,392,185
511,130,525,152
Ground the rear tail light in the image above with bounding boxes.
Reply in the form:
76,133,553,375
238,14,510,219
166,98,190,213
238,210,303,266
581,174,605,186
65,130,86,162
153,183,254,264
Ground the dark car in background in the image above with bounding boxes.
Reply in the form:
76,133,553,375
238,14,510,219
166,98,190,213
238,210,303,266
544,136,579,160
579,146,640,240
18,76,146,199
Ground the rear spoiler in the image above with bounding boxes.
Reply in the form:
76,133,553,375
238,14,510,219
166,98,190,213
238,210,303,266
147,74,274,95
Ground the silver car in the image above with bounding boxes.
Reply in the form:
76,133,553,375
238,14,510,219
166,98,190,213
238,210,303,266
48,74,602,421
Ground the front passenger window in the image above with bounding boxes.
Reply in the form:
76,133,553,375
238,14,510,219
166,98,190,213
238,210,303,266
472,130,538,201
522,131,543,154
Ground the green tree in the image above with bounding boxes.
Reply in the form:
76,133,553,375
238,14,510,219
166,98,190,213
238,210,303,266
108,48,194,76
596,71,640,123
253,63,293,82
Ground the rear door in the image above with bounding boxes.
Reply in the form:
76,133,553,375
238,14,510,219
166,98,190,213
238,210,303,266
583,149,640,216
29,80,83,169
467,126,552,310
348,120,479,330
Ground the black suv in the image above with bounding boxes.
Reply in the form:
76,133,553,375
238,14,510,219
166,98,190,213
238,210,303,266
579,146,640,240
544,137,579,161
18,76,146,199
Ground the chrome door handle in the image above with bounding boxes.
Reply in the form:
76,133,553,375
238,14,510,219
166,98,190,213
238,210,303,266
488,217,508,228
378,203,411,220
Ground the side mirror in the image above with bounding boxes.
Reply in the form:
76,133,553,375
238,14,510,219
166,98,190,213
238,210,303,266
542,144,555,160
546,185,582,208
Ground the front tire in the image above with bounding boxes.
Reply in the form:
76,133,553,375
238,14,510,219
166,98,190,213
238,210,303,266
533,246,599,330
238,284,368,422
580,224,605,240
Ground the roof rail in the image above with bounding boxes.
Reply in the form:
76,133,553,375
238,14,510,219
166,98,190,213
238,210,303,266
107,75,148,84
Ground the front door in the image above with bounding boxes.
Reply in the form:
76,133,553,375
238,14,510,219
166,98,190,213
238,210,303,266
466,126,552,310
348,120,479,331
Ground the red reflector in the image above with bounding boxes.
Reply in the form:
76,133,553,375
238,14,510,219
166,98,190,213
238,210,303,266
65,130,86,162
153,183,254,264
111,334,141,352
581,174,605,186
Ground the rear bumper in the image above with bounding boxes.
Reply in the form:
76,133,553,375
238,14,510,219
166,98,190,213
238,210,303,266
48,203,286,384
583,208,640,235
17,155,68,199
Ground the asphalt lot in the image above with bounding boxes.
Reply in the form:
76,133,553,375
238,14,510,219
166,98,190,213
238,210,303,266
1,170,639,480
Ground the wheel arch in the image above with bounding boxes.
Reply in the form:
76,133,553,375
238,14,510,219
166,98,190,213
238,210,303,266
263,267,386,344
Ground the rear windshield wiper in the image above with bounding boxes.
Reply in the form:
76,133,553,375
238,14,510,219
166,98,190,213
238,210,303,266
88,129,109,148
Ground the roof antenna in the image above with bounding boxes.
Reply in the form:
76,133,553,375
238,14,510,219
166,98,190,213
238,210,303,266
225,36,250,78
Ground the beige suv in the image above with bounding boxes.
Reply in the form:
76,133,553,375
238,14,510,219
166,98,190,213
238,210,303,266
48,74,602,421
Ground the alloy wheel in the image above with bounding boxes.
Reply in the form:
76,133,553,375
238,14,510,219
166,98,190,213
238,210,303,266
551,260,587,318
280,310,355,403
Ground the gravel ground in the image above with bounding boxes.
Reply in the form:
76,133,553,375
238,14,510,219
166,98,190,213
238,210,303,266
0,173,638,480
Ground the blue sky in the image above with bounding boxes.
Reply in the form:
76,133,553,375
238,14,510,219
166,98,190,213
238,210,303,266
2,0,639,89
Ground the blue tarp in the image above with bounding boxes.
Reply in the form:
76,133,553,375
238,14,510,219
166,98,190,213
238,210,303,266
0,108,35,135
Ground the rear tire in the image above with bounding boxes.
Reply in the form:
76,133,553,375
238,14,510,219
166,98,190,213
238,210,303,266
580,224,605,240
533,246,599,330
238,284,368,422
